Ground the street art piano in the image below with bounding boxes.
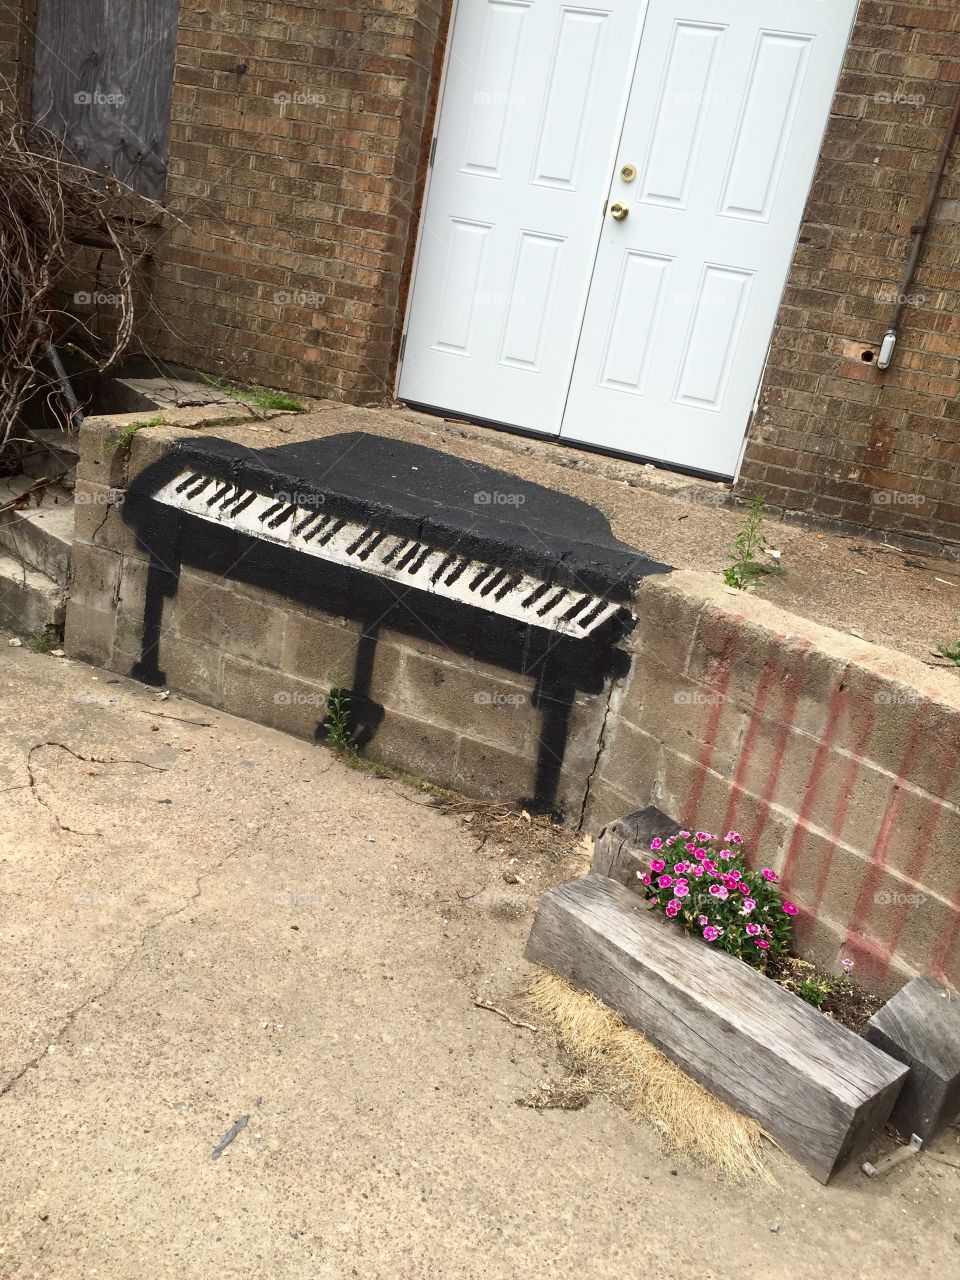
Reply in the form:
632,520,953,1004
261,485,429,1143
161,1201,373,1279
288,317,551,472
123,431,668,814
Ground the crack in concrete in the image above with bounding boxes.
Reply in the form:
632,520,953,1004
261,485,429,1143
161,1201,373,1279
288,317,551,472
577,678,618,833
0,829,255,1100
25,741,171,837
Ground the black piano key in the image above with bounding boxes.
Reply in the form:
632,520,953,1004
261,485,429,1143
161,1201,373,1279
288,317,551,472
345,527,378,556
561,595,593,621
395,543,422,571
520,582,550,608
430,553,456,584
444,559,469,586
469,565,497,592
207,483,233,507
228,491,257,518
176,473,206,495
302,515,333,543
382,539,408,566
260,500,287,523
494,574,522,601
577,601,609,630
537,590,567,617
317,519,346,546
216,486,240,509
407,546,432,574
479,568,509,598
267,504,297,529
358,531,388,561
293,509,327,537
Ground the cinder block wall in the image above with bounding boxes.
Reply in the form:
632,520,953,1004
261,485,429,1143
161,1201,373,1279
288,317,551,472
737,1,960,548
587,570,960,996
66,421,960,996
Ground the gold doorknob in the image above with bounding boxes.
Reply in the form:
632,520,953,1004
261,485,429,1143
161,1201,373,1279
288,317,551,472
610,202,629,221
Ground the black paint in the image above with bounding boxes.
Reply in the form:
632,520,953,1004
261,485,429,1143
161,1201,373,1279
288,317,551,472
123,433,670,813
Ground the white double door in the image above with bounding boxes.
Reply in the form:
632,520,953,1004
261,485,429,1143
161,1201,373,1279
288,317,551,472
398,0,859,477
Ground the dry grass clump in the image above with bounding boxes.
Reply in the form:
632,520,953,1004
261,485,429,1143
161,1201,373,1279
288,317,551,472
523,968,773,1185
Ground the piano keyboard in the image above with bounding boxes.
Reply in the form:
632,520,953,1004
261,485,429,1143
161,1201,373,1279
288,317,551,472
154,469,625,639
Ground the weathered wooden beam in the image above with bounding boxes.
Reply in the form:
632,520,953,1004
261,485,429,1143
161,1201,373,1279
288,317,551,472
591,804,679,890
866,976,960,1141
525,875,908,1183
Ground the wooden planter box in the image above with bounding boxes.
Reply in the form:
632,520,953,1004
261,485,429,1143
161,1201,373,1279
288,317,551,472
525,874,909,1183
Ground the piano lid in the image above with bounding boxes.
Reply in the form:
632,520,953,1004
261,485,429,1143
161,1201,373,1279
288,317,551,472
130,431,669,601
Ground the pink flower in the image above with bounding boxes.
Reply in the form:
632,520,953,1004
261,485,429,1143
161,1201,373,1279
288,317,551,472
641,875,652,886
761,868,778,881
666,899,681,918
673,861,690,875
782,902,798,916
703,926,720,942
650,837,663,851
726,831,743,844
695,847,708,860
841,957,854,973
746,923,761,936
695,831,711,844
649,897,659,907
709,885,729,900
657,874,674,889
702,858,717,875
740,898,756,914
678,830,691,839
698,915,709,927
684,842,697,854
754,939,770,950
665,836,677,847
650,859,666,873
674,881,690,898
689,865,704,878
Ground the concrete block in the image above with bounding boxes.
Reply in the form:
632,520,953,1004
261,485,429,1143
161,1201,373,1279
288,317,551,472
453,735,540,809
0,552,66,636
866,976,960,1141
64,602,116,667
364,708,460,790
593,717,660,802
68,541,121,610
73,480,139,557
172,570,286,668
399,651,535,754
281,609,363,687
221,656,328,741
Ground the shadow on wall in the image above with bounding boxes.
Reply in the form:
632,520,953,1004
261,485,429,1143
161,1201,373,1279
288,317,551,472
122,431,670,813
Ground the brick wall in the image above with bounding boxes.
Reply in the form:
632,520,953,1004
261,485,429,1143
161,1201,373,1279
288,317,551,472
737,0,960,549
133,0,448,402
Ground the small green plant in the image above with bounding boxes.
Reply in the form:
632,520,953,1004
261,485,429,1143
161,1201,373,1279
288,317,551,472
323,668,353,751
797,976,833,1009
27,627,60,654
201,374,303,413
723,494,780,591
642,827,795,967
102,415,165,456
937,617,960,668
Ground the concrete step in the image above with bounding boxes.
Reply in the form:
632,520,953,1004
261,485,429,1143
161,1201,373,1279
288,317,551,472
18,428,81,481
0,550,66,638
96,375,231,414
0,480,73,582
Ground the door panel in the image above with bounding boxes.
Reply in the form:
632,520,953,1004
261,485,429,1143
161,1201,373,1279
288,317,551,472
398,0,648,431
560,0,858,475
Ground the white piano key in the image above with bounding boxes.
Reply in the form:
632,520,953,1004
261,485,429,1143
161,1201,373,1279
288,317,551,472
153,469,624,639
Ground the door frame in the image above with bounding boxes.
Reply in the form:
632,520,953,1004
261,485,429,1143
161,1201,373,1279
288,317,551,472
396,0,860,485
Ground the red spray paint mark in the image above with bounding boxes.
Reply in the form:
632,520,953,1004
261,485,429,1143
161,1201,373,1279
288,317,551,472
843,705,930,961
720,638,781,837
780,675,850,892
684,632,739,821
810,703,878,919
748,642,811,853
883,742,960,972
932,878,960,982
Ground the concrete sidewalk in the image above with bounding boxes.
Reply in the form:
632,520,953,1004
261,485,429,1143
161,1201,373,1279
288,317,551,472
0,641,957,1279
